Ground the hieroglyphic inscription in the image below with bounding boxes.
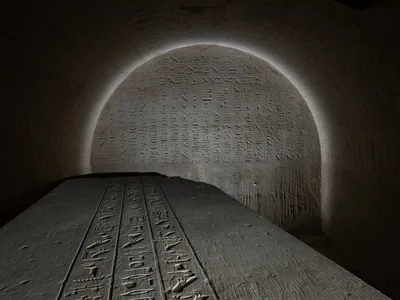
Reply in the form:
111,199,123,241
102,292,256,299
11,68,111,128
92,45,321,229
57,178,125,300
58,176,220,300
112,177,162,299
142,176,217,300
93,46,318,166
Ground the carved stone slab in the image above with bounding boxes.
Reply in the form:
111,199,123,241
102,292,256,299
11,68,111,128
0,176,389,300
91,45,321,230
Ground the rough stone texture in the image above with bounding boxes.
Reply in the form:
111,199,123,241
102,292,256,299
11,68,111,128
0,178,109,299
2,0,400,297
91,45,320,229
0,176,390,299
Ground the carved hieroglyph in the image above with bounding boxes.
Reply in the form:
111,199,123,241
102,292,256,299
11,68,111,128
91,45,321,229
56,177,217,300
1,176,389,300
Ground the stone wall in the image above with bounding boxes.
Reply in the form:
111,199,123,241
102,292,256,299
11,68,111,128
91,46,321,229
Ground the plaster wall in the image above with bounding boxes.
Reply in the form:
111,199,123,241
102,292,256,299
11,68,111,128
2,0,400,296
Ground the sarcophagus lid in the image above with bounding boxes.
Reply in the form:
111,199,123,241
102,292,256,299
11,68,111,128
0,176,389,299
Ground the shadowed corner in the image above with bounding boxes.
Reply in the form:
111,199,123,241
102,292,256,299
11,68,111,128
0,181,61,228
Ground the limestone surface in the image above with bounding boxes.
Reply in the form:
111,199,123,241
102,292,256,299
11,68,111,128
91,46,321,230
0,176,389,300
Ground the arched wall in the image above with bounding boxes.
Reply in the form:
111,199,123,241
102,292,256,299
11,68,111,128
2,0,400,296
90,45,321,229
82,41,330,173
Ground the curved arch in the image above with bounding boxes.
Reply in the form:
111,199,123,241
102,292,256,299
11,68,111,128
81,41,330,170
81,40,331,227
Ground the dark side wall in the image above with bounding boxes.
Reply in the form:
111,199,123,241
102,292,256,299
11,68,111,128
2,0,400,297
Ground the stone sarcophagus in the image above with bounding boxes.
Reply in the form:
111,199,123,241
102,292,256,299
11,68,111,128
0,176,389,300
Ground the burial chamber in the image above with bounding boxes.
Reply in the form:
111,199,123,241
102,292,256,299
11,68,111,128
90,45,321,230
3,0,400,299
